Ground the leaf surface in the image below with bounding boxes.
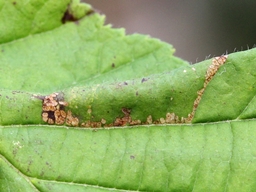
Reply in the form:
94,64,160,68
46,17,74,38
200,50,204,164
1,0,256,191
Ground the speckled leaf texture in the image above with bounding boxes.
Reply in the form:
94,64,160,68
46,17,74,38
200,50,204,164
1,1,256,192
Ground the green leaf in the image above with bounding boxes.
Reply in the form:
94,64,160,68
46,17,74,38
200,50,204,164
1,0,256,191
193,50,256,123
2,121,256,191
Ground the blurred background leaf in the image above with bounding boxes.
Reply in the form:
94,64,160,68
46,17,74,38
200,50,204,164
84,0,256,63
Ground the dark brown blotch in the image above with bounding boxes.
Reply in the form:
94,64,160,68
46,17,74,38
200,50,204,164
61,10,77,23
141,77,149,83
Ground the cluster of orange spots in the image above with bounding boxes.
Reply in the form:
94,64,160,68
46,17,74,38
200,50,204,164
112,108,141,126
41,93,68,125
146,113,190,125
66,111,79,126
41,92,79,126
80,108,141,128
41,55,227,128
81,121,103,128
80,111,191,128
205,56,228,84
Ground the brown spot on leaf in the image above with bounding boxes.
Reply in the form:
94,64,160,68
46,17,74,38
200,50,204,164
122,108,131,116
114,108,138,126
188,55,228,121
61,10,77,23
42,112,49,122
146,115,152,124
165,113,176,123
66,111,79,126
81,121,102,128
146,113,190,125
130,119,141,125
41,92,71,125
101,119,106,124
130,155,135,159
141,78,149,83
159,118,165,124
47,118,55,125
61,5,94,24
54,110,66,125
205,56,227,82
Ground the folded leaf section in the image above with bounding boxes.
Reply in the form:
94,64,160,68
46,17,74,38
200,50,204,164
0,61,208,126
193,48,256,123
64,63,207,126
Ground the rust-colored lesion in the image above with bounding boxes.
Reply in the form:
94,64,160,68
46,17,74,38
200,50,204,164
41,93,68,125
61,3,95,24
187,55,228,122
38,92,79,126
39,96,189,128
39,56,228,128
66,110,79,126
80,109,189,128
81,107,141,128
148,112,190,125
54,109,67,125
